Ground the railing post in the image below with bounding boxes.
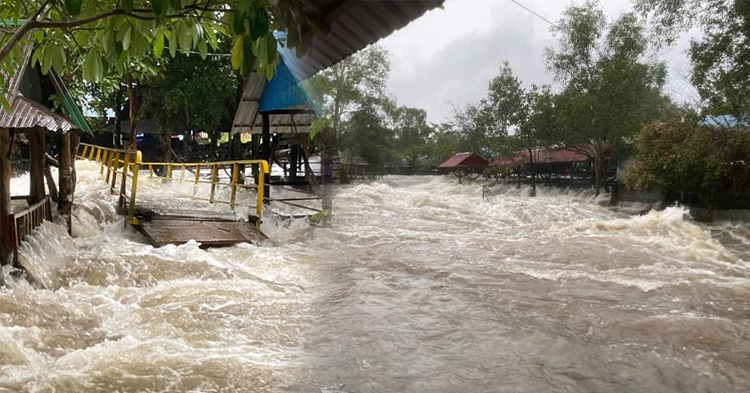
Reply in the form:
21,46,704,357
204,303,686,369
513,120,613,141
210,164,218,203
118,152,131,209
128,151,142,226
149,164,154,178
230,163,239,209
95,147,102,163
109,152,119,193
179,165,185,184
88,145,95,160
100,150,109,175
167,163,173,180
193,164,201,196
80,144,88,159
256,161,267,228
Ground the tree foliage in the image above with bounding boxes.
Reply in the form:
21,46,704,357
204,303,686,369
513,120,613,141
306,45,391,141
635,0,750,119
622,109,750,206
545,2,667,193
0,0,319,110
140,51,239,159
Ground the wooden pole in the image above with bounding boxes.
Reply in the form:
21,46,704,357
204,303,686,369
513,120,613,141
28,127,46,203
251,134,259,185
58,132,73,234
290,142,299,183
0,128,12,266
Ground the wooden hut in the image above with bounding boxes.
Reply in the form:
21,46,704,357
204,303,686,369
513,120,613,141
437,152,489,175
0,48,90,267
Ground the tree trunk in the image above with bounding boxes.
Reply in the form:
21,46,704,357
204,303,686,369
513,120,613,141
69,131,80,197
28,127,46,203
127,73,138,151
58,132,73,234
0,128,12,266
593,152,602,197
114,86,122,148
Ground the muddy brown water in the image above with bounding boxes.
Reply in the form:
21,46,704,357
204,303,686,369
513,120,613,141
2,163,749,392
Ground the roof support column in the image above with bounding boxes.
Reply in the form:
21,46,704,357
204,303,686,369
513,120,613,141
262,112,270,201
0,128,12,266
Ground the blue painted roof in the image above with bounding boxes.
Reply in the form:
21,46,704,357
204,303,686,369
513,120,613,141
701,115,745,128
258,33,320,115
258,56,314,113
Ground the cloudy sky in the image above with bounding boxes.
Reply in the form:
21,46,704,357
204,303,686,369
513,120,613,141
378,0,699,123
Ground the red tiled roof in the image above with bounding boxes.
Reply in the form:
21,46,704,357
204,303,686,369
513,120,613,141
438,152,489,168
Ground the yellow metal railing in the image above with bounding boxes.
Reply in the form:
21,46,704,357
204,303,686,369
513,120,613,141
138,160,269,227
76,143,269,228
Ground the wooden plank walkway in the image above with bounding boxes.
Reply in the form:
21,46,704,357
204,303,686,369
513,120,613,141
132,206,267,247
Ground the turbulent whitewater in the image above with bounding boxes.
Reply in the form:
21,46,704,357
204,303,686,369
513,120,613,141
1,162,749,392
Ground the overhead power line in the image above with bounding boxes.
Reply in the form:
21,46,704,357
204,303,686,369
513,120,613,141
507,0,558,28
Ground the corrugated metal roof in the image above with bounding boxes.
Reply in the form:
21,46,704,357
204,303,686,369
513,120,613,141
1,42,81,133
282,0,445,80
0,95,77,132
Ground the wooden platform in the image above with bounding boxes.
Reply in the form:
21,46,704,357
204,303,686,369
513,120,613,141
132,206,267,247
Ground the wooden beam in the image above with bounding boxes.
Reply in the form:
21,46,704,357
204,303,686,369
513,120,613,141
0,128,12,266
28,127,46,203
58,132,72,234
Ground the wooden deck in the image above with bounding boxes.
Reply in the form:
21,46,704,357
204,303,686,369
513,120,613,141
132,206,267,247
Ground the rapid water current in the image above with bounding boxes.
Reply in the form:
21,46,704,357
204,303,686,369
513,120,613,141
1,161,749,392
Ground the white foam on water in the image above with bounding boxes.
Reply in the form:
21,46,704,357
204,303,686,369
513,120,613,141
1,167,749,392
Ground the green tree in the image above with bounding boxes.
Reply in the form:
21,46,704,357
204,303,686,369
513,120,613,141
512,84,557,196
546,2,667,194
306,45,391,143
452,101,498,158
0,0,317,110
634,0,750,119
140,51,239,161
344,97,394,170
622,109,750,207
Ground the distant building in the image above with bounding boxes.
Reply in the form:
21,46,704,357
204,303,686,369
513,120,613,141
437,152,489,174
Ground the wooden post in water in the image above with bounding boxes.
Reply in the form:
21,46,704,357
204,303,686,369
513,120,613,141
28,127,46,203
58,132,73,234
69,131,80,197
0,128,12,266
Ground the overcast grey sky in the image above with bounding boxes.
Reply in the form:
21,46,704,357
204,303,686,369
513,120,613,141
379,0,699,123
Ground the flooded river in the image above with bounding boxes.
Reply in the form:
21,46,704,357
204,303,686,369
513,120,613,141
2,162,750,392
